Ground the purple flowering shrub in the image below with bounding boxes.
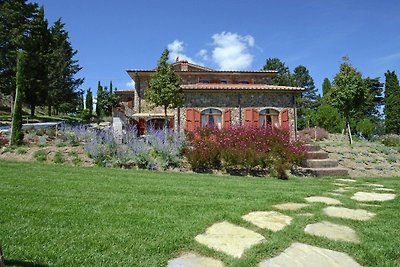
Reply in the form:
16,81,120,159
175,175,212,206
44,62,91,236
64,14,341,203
298,127,329,142
186,126,305,179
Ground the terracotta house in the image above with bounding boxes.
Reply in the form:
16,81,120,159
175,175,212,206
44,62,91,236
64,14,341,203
115,60,303,136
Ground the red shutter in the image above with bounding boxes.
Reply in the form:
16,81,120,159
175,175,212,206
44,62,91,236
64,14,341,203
223,109,231,129
138,118,146,135
168,117,174,129
252,109,259,128
280,109,289,129
185,108,200,131
244,108,253,127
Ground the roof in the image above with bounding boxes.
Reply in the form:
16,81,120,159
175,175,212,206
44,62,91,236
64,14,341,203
181,83,304,92
115,90,134,95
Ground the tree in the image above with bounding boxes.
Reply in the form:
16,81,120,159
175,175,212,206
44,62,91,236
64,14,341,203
146,49,183,128
0,0,37,99
262,58,293,86
292,65,318,129
95,81,103,118
24,5,49,117
86,88,93,116
329,57,368,143
384,71,400,134
10,51,25,146
47,18,83,115
362,77,383,120
322,78,331,97
310,105,345,133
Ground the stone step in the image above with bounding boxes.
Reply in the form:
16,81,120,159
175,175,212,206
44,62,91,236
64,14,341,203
305,151,329,159
300,167,349,177
304,144,321,152
303,159,338,168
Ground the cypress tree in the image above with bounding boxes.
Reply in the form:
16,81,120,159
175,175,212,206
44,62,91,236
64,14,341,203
322,78,331,96
11,51,25,146
109,80,113,94
96,81,103,118
86,88,93,116
384,71,400,134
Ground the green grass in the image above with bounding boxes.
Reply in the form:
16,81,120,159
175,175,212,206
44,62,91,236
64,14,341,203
0,160,399,267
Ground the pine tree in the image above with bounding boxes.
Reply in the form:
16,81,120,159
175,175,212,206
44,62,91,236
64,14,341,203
86,88,93,116
109,81,113,94
24,5,49,117
322,78,331,96
146,49,183,128
0,0,37,99
10,51,25,146
47,18,83,115
262,58,293,86
384,71,400,134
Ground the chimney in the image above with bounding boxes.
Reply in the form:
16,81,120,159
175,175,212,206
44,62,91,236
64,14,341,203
181,60,188,71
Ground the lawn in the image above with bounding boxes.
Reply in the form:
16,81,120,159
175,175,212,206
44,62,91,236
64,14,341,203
0,160,399,267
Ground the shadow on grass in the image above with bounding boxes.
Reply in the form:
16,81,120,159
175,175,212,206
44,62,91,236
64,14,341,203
4,259,49,267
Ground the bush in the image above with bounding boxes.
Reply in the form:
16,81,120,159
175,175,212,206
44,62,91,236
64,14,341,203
309,105,345,133
185,126,305,179
298,127,329,142
0,133,8,147
381,134,400,147
53,151,65,164
69,151,81,166
356,118,376,140
34,149,47,162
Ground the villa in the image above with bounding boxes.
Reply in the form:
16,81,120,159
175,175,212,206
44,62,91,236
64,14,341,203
115,60,304,136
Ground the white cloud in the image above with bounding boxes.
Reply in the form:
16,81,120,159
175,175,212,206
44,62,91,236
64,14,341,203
126,80,135,88
167,40,198,64
197,49,209,61
211,32,255,70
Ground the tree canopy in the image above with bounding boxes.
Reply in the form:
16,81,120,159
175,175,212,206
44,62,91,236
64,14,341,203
146,49,183,125
384,71,400,134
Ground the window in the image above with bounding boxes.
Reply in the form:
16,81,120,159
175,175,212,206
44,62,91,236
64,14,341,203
201,108,222,129
259,109,279,128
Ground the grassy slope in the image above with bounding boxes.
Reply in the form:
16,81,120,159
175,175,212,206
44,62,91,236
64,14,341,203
0,161,399,267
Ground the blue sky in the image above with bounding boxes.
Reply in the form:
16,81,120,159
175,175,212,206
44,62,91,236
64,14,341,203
31,0,400,96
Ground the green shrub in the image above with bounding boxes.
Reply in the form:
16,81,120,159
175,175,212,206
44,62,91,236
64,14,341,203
356,118,376,140
381,134,400,147
53,151,65,164
16,147,27,155
309,105,345,133
69,151,81,166
34,149,47,162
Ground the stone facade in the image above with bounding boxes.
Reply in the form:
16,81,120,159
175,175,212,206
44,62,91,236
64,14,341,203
119,61,303,135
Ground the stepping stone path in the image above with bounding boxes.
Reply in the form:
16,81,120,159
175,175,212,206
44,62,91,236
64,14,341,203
167,253,225,267
336,178,356,183
304,221,360,243
258,242,362,267
194,221,265,258
170,180,396,266
305,196,342,205
333,188,348,193
328,192,341,197
323,206,376,221
242,211,292,232
351,192,396,202
272,202,310,211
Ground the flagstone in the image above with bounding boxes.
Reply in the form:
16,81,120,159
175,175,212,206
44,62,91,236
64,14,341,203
305,196,342,205
333,188,348,193
304,221,360,243
364,183,384,187
327,192,341,197
258,242,362,267
373,188,395,192
297,213,314,217
333,183,347,186
336,178,357,183
167,253,225,267
359,203,380,207
272,202,310,211
242,211,292,232
323,206,376,221
195,221,265,258
351,192,396,202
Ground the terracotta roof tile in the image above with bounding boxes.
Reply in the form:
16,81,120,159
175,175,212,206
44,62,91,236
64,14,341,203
181,83,304,91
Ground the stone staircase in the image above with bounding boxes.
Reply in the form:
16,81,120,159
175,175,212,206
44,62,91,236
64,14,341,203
299,144,349,177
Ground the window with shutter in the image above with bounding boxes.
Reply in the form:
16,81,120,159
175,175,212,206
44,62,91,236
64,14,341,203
280,109,289,129
223,109,231,129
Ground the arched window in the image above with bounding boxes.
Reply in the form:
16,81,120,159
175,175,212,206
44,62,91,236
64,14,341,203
201,108,222,129
259,108,279,128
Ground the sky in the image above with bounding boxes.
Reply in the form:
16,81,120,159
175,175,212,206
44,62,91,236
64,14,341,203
30,0,400,96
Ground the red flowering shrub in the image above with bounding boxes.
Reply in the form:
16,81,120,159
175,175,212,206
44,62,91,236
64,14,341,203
185,126,306,179
0,133,9,147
